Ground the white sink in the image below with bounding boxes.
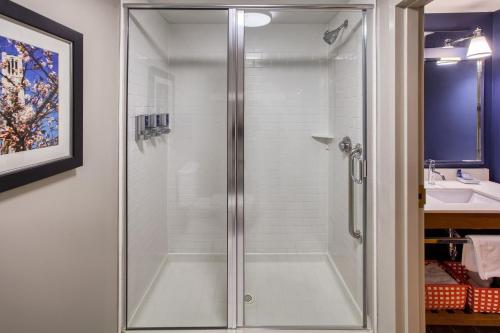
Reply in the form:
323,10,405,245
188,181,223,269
426,188,500,205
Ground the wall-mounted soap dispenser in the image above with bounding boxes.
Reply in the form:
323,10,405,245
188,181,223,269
135,115,148,140
136,113,170,141
146,114,159,137
157,113,170,134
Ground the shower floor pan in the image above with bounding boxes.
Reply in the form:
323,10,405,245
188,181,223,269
129,253,361,328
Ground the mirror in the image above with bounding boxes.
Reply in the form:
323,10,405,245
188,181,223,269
424,60,484,165
424,30,484,167
424,32,484,167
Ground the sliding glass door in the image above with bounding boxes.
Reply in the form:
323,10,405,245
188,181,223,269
126,9,229,328
126,6,369,330
242,9,366,328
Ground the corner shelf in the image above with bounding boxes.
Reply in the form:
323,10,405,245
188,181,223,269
311,134,334,147
311,133,334,140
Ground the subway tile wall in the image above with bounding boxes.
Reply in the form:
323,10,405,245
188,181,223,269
327,12,365,310
127,10,171,318
165,23,228,254
244,24,330,253
127,14,229,317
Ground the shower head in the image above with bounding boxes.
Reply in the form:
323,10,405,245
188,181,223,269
323,19,348,45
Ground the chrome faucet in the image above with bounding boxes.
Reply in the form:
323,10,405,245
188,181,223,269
427,159,445,185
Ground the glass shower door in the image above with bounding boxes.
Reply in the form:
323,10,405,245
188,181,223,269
242,9,367,328
125,6,369,330
126,9,229,329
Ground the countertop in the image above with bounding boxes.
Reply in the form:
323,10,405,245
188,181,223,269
425,180,500,213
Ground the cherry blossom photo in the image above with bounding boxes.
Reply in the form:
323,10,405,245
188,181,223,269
0,2,82,193
0,35,59,155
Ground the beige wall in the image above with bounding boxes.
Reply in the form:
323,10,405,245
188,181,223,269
0,1,120,333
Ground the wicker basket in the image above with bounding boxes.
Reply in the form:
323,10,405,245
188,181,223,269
425,261,468,310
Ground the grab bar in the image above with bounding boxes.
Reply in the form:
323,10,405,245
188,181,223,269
348,144,363,242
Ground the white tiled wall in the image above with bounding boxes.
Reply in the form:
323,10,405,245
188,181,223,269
127,12,229,317
165,23,227,254
327,12,365,309
244,24,330,253
127,10,171,318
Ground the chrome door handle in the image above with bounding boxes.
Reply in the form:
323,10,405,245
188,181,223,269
350,145,364,184
348,144,363,242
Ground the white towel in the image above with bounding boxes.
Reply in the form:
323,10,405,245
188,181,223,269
462,239,478,272
461,235,500,280
425,262,457,284
467,271,493,288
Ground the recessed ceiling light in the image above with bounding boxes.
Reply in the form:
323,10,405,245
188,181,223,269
244,12,272,28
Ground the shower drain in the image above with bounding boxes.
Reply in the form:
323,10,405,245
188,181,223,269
244,294,255,304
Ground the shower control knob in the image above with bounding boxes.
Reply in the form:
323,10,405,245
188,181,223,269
338,136,352,153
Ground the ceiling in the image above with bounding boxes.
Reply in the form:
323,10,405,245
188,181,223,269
426,0,500,13
159,10,228,24
159,10,342,24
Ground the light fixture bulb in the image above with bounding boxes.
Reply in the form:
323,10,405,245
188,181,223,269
437,57,460,66
442,39,453,49
467,28,492,59
244,12,272,27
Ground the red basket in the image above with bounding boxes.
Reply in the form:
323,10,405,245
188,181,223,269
467,287,500,313
425,261,468,310
442,261,469,281
442,261,500,313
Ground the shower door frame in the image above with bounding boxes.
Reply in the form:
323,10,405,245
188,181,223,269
122,3,373,331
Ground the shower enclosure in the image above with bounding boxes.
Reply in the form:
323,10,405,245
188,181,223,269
125,4,372,330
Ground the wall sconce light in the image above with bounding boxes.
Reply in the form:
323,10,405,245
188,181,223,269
466,28,492,59
428,28,493,63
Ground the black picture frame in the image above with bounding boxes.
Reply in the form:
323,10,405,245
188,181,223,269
0,0,83,192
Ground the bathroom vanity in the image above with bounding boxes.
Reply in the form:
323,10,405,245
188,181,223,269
426,181,500,229
425,180,500,326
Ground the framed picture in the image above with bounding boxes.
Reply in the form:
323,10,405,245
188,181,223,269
0,1,83,192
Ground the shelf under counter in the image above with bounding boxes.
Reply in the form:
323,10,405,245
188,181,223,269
425,212,500,229
426,310,500,327
424,184,500,327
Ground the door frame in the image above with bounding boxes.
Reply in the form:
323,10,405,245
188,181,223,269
119,1,377,333
376,0,431,332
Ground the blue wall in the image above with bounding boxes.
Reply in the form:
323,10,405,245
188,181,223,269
425,13,493,32
492,11,500,182
424,13,493,169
